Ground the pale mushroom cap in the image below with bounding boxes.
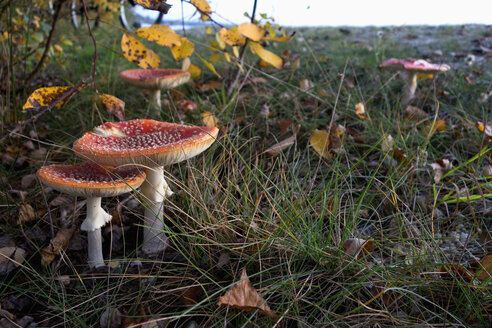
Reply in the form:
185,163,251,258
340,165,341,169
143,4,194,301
73,119,219,167
119,68,190,90
37,162,146,198
380,58,450,74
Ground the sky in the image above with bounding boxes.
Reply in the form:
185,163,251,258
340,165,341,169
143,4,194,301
157,0,492,27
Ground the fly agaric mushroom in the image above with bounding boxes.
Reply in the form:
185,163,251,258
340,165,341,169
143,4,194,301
37,162,146,268
119,69,190,118
73,119,219,255
380,58,450,106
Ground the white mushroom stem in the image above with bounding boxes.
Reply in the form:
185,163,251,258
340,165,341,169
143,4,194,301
150,89,162,118
80,197,112,269
402,72,418,107
140,166,173,254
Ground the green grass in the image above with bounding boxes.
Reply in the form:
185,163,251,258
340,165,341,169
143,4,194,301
1,7,492,327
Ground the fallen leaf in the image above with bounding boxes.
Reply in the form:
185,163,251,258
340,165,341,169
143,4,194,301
181,285,204,307
264,135,296,156
136,25,181,47
439,264,474,282
277,119,293,136
250,42,283,69
309,125,345,159
425,119,446,135
484,165,492,177
99,94,125,121
354,102,367,119
476,255,492,281
21,174,36,189
100,307,122,328
430,159,452,183
18,203,36,225
0,247,26,275
202,112,219,127
299,79,314,91
381,134,394,153
238,23,266,42
476,122,492,143
220,27,246,46
217,268,277,318
196,80,221,92
41,227,74,267
405,105,428,121
121,33,160,69
133,0,171,14
342,238,374,259
190,0,211,15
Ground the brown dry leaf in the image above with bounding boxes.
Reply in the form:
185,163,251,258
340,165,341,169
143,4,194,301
190,0,211,15
100,307,122,328
354,102,367,120
476,122,492,143
136,25,181,47
99,93,125,121
439,264,474,282
476,255,492,281
309,125,345,159
41,227,74,267
430,159,453,183
250,42,282,69
217,268,277,318
342,238,374,259
278,119,293,136
181,285,204,307
405,105,428,121
202,112,219,127
264,135,296,156
238,23,266,42
21,174,36,189
425,119,446,135
121,33,160,69
134,0,171,13
0,247,26,275
484,165,492,177
18,203,36,225
23,85,83,111
219,27,246,46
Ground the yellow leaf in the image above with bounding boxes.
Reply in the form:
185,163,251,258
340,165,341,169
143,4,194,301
215,32,226,50
196,53,221,78
121,33,160,69
23,86,73,111
188,63,202,79
232,46,240,58
310,126,345,159
219,27,246,46
171,37,195,61
264,32,295,42
217,268,277,318
250,42,283,69
100,93,125,121
238,23,266,42
136,25,182,47
202,111,219,127
355,102,367,119
205,26,213,34
190,0,211,15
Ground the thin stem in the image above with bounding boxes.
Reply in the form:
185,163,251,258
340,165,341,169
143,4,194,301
81,0,98,90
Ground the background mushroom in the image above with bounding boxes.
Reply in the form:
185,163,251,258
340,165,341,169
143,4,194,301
37,162,146,268
73,119,219,255
119,68,190,118
380,58,450,106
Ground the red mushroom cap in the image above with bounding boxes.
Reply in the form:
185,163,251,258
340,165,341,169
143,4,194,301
73,119,219,167
380,58,450,74
37,162,146,197
119,68,190,90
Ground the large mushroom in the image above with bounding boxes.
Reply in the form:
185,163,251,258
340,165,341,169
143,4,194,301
37,162,146,268
119,68,190,118
380,58,450,106
73,119,219,255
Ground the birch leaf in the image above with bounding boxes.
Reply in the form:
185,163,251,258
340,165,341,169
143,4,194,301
136,25,181,47
100,94,125,121
219,27,246,46
250,42,283,69
238,23,266,41
190,0,211,15
171,37,195,60
121,33,160,69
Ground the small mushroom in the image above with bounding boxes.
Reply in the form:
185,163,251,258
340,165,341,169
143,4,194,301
119,68,190,118
73,119,219,255
37,163,146,268
380,58,450,106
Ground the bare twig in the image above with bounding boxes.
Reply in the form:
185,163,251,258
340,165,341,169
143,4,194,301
81,0,98,90
24,0,68,86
